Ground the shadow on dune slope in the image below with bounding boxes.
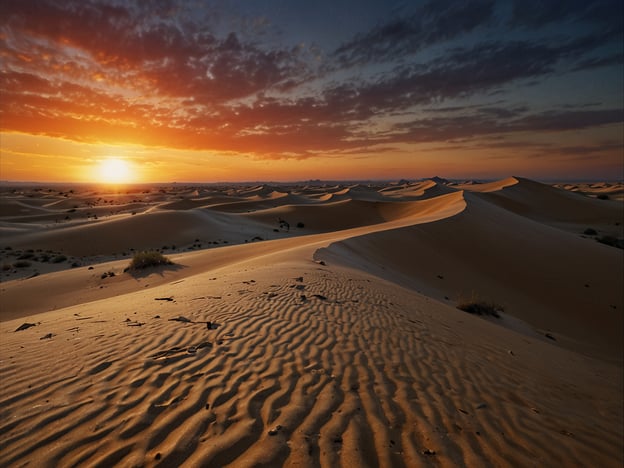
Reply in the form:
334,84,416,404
316,181,623,361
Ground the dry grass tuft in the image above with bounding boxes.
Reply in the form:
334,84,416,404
457,299,503,318
127,250,173,271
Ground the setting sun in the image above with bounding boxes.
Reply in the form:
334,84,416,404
97,158,134,184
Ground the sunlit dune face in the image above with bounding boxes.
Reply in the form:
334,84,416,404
97,158,134,184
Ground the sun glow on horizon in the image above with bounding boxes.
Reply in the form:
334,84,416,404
95,158,135,184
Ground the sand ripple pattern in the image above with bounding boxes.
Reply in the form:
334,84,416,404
1,266,621,467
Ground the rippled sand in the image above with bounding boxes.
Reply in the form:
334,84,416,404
1,178,622,466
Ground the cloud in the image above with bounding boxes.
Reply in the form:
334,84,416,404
0,0,621,163
383,108,623,146
573,52,624,71
509,0,623,32
1,0,309,105
332,0,496,67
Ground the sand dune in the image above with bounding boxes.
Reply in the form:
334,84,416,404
317,191,623,360
0,209,280,257
0,200,52,217
0,178,622,467
556,181,624,201
381,180,459,200
157,195,245,211
242,192,464,234
454,176,519,193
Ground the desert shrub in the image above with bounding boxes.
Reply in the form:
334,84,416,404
583,228,597,235
457,300,503,318
127,250,173,270
597,194,609,200
14,260,31,268
52,255,67,263
597,236,624,249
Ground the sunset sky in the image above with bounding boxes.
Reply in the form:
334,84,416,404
1,0,623,183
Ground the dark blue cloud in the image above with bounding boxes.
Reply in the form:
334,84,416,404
509,0,623,32
332,0,496,67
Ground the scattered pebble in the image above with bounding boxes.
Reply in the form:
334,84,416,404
15,323,36,332
40,333,54,340
126,321,144,327
422,449,436,455
169,316,192,323
268,424,282,436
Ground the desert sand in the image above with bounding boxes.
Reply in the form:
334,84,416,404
0,177,622,467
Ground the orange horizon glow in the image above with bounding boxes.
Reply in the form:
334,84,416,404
91,158,136,184
1,130,623,184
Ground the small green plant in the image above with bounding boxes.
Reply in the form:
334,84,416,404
127,250,173,271
457,299,503,318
